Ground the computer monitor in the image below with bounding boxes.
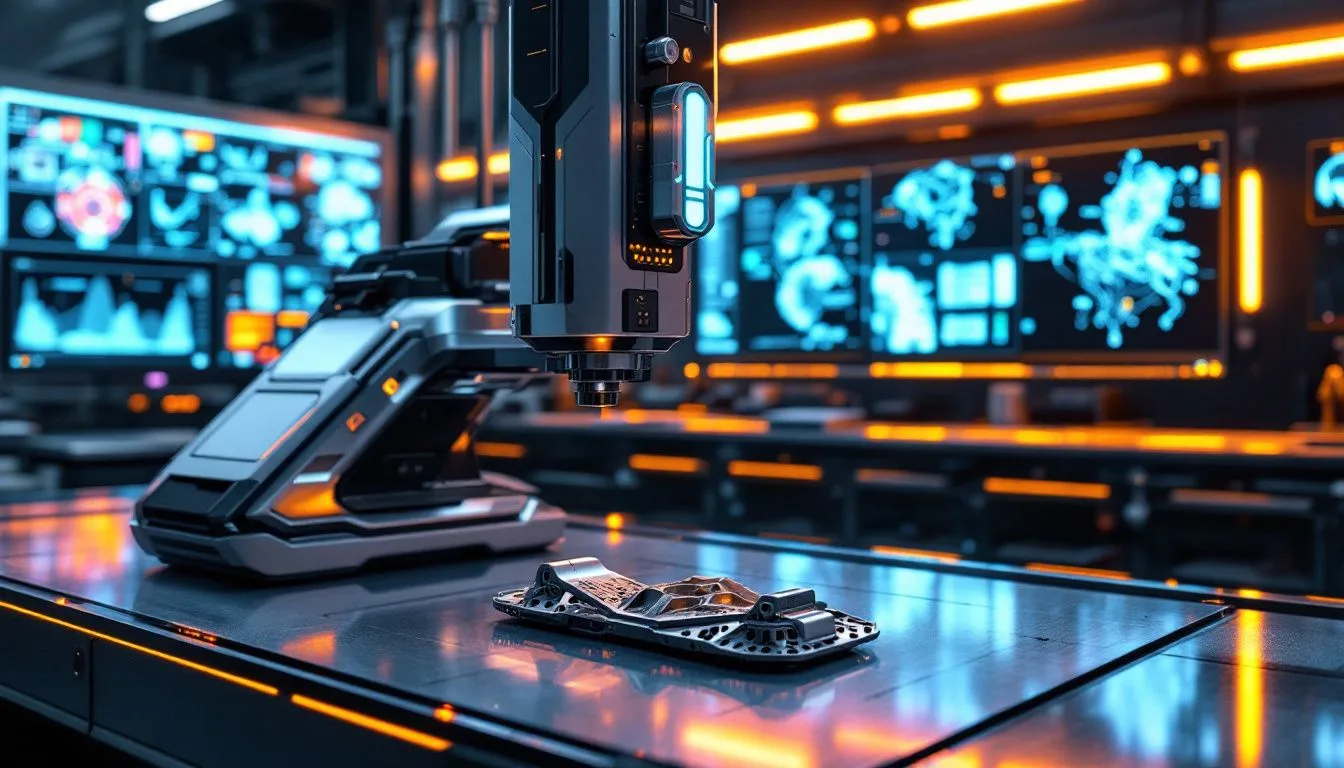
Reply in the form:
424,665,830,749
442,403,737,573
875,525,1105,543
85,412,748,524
1310,138,1344,226
867,155,1020,357
694,171,866,357
0,71,393,380
7,253,213,371
1018,135,1225,357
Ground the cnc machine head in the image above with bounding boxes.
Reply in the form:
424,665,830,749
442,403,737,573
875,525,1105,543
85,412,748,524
509,0,717,407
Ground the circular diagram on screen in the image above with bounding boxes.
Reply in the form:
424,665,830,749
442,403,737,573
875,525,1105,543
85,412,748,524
54,167,132,249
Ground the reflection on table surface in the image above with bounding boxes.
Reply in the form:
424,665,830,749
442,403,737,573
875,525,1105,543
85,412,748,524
0,493,1339,767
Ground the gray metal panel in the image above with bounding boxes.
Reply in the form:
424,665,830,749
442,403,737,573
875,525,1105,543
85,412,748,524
191,392,319,462
0,501,1247,768
270,317,390,381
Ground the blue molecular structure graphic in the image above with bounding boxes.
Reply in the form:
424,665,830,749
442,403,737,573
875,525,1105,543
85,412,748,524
1023,148,1211,350
887,159,978,251
751,187,858,350
1317,151,1344,212
869,256,936,354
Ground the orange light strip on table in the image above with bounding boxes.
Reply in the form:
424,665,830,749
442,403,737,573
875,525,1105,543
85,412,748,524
1228,33,1344,72
717,110,820,144
871,545,961,563
0,599,278,695
994,61,1172,105
869,362,1031,379
1025,563,1131,580
704,362,838,378
984,477,1111,500
908,0,1082,30
1239,169,1263,313
718,19,878,65
834,88,982,126
1137,433,1227,451
291,694,451,752
727,460,823,482
628,454,706,474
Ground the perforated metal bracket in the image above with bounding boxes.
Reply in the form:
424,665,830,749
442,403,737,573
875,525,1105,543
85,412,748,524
492,557,879,666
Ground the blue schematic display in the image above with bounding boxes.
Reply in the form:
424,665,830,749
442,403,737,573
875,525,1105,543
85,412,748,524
730,176,865,354
7,255,212,370
695,185,743,355
1019,139,1223,354
1312,140,1344,225
218,262,331,369
1,88,384,268
869,156,1019,357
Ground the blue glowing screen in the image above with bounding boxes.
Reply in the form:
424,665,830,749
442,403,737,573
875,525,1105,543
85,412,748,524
1313,141,1344,224
1,88,384,268
1019,141,1223,354
218,262,331,369
7,255,212,370
696,176,865,355
869,156,1019,357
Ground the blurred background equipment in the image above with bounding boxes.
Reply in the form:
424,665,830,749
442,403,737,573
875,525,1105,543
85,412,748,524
0,0,1342,635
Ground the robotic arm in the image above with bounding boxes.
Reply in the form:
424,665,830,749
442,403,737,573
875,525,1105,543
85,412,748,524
131,0,717,579
509,0,718,407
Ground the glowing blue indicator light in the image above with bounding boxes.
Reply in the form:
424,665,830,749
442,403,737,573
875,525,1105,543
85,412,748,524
649,82,715,244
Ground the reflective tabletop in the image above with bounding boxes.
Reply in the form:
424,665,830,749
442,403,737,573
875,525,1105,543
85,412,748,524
0,493,1338,767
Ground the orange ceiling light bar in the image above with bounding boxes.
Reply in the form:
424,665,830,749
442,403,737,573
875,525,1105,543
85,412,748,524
435,157,477,182
908,0,1082,30
719,19,878,66
994,61,1172,105
1239,169,1264,313
435,150,510,183
1228,33,1344,73
717,110,820,144
834,88,982,126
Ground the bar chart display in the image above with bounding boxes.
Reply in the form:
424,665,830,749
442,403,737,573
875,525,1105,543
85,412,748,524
218,261,330,369
1,88,385,267
7,255,212,370
869,155,1019,357
1018,138,1223,355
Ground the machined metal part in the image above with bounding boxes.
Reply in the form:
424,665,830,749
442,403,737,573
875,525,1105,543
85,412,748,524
494,556,879,666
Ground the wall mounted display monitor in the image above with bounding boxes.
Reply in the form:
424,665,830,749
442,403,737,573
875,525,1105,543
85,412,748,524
6,254,213,371
695,172,866,356
1,85,387,269
1309,139,1344,327
218,261,331,369
1018,135,1225,358
868,155,1020,357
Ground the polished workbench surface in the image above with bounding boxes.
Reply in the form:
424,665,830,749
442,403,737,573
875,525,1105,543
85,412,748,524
1,491,1341,767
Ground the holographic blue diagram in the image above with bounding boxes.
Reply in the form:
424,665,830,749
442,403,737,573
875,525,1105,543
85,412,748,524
869,251,1017,355
1315,148,1344,218
737,180,863,352
887,159,979,251
870,256,936,354
695,185,742,355
1022,147,1216,350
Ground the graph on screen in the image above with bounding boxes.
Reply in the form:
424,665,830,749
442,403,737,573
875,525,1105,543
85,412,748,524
7,255,212,370
0,87,385,266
